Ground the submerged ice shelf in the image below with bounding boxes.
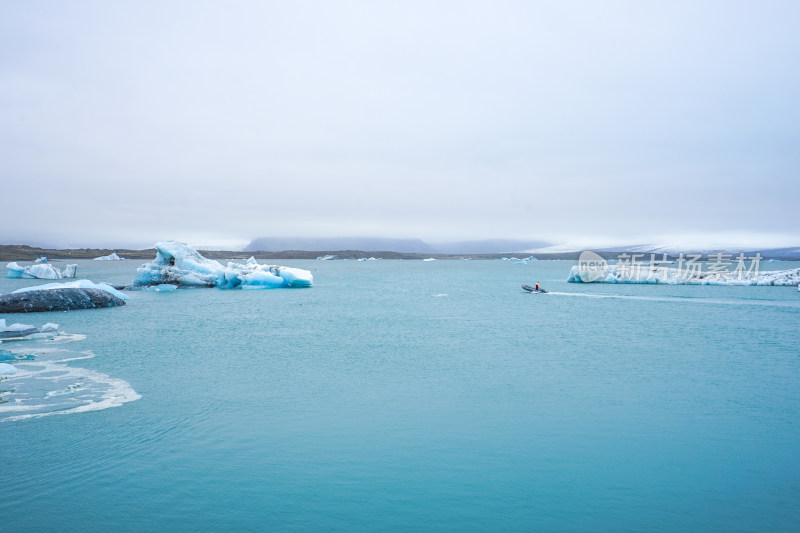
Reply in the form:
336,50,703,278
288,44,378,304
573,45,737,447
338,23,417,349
133,242,313,289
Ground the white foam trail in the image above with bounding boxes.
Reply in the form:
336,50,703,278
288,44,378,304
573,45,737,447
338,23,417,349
545,291,800,308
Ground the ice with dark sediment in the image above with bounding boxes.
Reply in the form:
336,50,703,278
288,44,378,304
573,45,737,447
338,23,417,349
12,280,128,300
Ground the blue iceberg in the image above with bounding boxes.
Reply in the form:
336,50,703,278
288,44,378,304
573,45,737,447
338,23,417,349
133,242,313,289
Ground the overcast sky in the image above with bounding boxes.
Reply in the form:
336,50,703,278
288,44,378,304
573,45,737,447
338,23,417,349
1,1,798,249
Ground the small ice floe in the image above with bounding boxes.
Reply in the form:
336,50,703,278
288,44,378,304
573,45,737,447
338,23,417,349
33,257,47,264
316,255,337,261
0,319,59,341
0,349,34,362
423,258,437,262
0,363,18,375
6,261,78,280
93,252,125,261
133,241,313,289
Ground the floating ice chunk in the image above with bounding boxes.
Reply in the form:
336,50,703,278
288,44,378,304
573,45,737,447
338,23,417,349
5,263,24,278
62,264,77,278
134,242,313,289
6,262,77,279
29,264,62,279
272,266,313,287
0,363,17,375
0,319,37,337
0,319,59,340
567,265,800,285
423,258,437,262
93,253,125,261
12,280,129,300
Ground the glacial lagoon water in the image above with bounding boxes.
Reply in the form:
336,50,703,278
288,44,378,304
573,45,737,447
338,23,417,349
1,259,799,531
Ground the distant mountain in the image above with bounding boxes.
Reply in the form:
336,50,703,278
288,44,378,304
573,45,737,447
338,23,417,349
245,237,551,254
245,237,435,253
429,239,551,254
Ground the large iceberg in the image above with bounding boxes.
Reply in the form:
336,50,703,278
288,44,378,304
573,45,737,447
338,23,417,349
133,242,313,289
567,264,800,286
6,262,78,280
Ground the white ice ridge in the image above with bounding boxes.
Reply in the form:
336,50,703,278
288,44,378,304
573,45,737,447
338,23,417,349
93,252,125,261
6,261,77,280
12,280,129,300
567,264,800,285
133,241,313,289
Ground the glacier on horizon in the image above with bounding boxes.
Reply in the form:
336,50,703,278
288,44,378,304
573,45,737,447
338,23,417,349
567,265,800,286
6,262,77,280
133,242,313,289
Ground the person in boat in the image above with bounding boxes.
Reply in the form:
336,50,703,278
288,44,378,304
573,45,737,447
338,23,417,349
535,283,540,291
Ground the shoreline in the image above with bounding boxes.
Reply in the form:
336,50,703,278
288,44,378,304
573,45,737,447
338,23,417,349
2,244,800,262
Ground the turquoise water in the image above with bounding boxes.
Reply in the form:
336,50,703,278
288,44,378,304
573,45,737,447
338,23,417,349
1,259,799,531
